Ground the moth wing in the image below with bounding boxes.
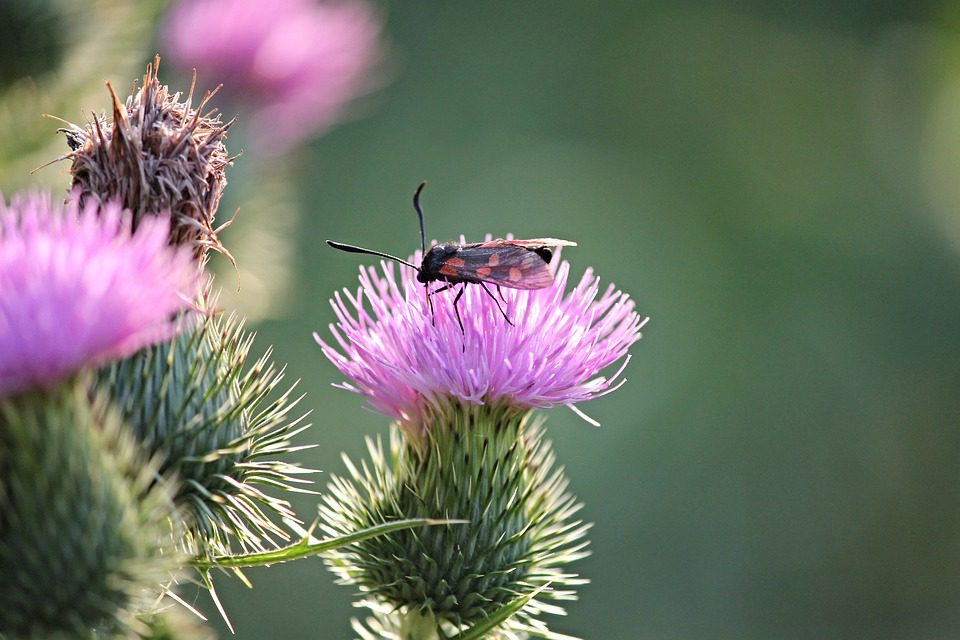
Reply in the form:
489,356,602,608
438,245,555,290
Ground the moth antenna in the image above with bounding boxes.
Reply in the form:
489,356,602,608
325,240,420,271
413,181,427,256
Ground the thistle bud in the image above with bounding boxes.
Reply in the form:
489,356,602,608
97,308,312,556
0,383,181,638
322,409,589,638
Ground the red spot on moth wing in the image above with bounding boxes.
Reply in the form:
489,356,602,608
482,248,556,289
476,266,493,277
445,257,466,267
488,253,500,266
439,265,459,277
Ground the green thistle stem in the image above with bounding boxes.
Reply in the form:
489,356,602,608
192,518,463,571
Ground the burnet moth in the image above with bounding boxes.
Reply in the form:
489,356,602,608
326,182,577,335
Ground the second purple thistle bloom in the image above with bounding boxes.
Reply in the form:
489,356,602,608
162,0,384,154
0,193,198,397
317,245,646,432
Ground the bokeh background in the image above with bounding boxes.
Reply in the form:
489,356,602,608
4,0,960,638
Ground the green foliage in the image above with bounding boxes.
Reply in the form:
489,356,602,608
194,517,458,572
0,0,169,193
0,381,181,639
0,0,67,89
321,406,590,639
98,310,314,557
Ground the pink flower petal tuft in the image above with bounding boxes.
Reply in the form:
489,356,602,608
162,0,384,154
316,244,646,431
0,192,199,396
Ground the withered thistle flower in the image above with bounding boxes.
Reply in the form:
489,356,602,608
317,244,644,638
59,55,234,263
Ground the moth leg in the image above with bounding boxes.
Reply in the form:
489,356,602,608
496,285,507,304
427,283,457,327
452,285,466,337
428,283,456,297
425,283,436,326
480,281,514,326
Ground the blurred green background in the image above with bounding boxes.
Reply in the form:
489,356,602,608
5,0,960,638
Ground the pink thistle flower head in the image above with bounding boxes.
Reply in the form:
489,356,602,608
0,192,199,397
316,239,646,434
162,0,384,154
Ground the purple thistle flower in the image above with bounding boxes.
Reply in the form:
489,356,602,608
316,243,646,432
162,0,384,154
0,192,198,397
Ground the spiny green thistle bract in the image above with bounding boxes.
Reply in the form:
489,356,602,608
317,239,644,638
321,408,589,638
59,55,234,263
0,382,182,639
98,308,313,556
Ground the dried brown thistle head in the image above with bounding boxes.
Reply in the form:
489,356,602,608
57,55,236,265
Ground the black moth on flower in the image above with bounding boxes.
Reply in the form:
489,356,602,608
326,182,577,333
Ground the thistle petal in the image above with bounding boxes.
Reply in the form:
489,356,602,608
317,246,645,434
0,191,197,397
